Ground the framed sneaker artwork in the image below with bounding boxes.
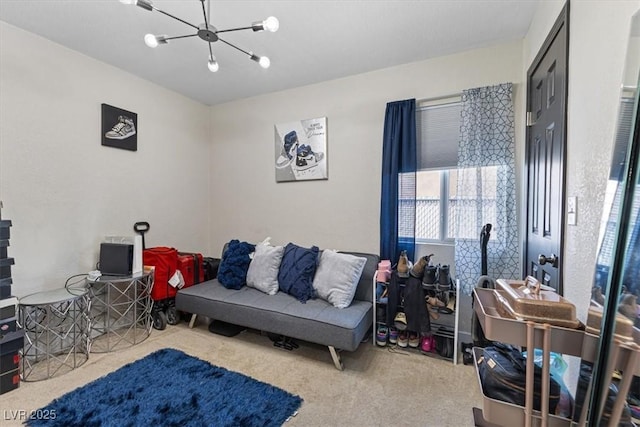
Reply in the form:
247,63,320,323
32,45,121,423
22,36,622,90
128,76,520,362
101,103,138,151
274,117,327,182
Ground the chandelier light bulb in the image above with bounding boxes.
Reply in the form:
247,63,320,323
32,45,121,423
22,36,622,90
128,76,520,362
259,56,271,69
144,34,167,48
144,34,159,48
119,0,136,4
207,58,219,72
263,16,279,32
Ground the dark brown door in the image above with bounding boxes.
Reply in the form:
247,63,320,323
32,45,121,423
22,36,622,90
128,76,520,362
525,5,568,293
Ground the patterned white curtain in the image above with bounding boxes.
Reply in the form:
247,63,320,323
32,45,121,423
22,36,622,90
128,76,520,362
454,83,520,294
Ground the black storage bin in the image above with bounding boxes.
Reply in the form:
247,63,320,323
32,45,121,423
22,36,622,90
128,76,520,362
0,351,19,373
0,368,19,394
0,240,7,259
0,278,10,299
0,331,23,394
0,297,17,320
0,220,10,240
0,258,13,280
0,317,16,334
0,330,24,357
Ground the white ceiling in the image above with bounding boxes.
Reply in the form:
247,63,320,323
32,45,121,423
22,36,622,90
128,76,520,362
0,0,539,106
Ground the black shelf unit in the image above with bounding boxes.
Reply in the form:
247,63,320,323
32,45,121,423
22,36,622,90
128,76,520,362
0,207,22,395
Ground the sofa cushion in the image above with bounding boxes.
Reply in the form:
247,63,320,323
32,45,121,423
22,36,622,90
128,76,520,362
313,250,367,309
246,243,284,295
217,240,255,290
278,243,319,303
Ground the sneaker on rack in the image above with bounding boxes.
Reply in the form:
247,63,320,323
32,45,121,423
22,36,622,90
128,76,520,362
393,312,408,331
397,331,409,348
105,115,136,140
388,327,398,344
376,325,388,347
420,335,435,354
377,260,391,282
408,332,420,348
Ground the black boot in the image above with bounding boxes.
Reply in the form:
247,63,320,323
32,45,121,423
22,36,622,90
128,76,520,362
437,264,451,291
422,265,437,290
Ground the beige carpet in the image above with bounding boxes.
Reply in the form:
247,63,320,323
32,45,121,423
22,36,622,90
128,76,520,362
1,320,483,426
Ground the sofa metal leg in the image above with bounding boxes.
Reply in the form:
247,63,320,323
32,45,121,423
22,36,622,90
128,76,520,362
328,346,344,371
189,313,197,329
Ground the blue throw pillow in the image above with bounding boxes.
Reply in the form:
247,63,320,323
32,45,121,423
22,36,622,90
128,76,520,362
278,243,319,303
217,240,256,290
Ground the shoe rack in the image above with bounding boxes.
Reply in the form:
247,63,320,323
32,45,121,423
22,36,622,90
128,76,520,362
372,270,460,364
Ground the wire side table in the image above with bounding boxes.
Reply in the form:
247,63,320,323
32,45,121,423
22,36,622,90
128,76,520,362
19,287,90,381
87,273,153,352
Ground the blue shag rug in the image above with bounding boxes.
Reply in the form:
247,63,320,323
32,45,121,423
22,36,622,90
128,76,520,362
27,348,302,427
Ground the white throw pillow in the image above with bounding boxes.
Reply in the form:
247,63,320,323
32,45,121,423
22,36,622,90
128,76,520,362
246,244,284,295
313,250,367,308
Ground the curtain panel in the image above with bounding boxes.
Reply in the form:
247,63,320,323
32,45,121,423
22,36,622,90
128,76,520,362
380,99,417,263
454,83,520,294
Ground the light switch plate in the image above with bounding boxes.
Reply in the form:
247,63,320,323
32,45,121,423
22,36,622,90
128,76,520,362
567,196,577,225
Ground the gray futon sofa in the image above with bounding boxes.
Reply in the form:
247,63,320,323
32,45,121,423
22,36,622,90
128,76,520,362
175,250,379,370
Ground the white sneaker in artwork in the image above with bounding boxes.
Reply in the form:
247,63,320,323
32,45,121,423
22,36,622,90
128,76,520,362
294,144,324,171
105,115,136,140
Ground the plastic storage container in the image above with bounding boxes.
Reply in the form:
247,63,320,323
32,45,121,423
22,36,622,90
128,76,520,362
494,277,580,328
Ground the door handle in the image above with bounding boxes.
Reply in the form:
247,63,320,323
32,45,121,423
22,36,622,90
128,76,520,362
538,253,558,267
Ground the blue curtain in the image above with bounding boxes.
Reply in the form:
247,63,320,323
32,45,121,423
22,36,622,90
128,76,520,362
380,99,416,263
454,83,519,294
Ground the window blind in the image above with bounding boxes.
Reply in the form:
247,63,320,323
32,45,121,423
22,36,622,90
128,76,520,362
416,102,461,170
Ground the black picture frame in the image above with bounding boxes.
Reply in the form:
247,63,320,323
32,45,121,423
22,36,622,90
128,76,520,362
101,103,138,151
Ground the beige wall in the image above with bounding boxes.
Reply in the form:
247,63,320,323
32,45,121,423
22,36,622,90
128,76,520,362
0,22,212,296
208,41,525,258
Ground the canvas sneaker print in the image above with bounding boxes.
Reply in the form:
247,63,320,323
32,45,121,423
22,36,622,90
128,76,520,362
105,115,136,140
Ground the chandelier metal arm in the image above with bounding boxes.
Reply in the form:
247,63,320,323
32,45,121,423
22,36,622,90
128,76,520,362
217,37,252,57
216,26,254,34
200,0,210,29
155,8,199,30
163,34,199,42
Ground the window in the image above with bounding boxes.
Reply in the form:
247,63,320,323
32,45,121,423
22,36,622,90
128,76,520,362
398,101,498,243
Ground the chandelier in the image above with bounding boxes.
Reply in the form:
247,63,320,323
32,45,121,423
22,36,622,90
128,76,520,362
120,0,279,72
